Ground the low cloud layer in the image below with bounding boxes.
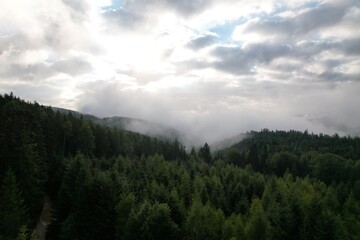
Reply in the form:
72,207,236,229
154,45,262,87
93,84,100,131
1,0,359,146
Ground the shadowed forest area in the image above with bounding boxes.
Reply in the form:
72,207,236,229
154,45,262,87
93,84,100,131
1,93,360,240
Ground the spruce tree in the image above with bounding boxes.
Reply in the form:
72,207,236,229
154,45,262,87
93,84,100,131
0,169,29,240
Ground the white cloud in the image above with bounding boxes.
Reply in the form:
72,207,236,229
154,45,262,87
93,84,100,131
1,0,360,145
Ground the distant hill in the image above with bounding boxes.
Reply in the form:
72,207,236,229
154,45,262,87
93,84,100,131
227,129,360,160
51,107,101,122
52,107,182,142
100,116,182,141
210,133,248,151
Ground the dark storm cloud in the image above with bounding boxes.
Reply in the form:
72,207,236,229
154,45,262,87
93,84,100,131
186,33,218,50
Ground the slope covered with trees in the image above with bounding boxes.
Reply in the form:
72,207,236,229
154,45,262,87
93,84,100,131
0,93,359,240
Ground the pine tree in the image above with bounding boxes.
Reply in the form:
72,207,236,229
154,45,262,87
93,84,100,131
246,198,269,240
199,143,212,163
0,169,29,239
115,193,136,239
17,225,36,240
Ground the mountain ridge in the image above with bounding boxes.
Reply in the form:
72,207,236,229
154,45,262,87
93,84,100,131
52,106,183,143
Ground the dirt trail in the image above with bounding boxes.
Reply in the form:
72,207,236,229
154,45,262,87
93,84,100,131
34,195,53,240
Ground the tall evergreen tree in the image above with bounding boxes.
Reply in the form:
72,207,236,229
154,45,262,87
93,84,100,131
246,198,269,240
199,143,212,163
0,169,29,240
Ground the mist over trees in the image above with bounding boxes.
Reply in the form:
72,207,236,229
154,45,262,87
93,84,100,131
1,93,360,240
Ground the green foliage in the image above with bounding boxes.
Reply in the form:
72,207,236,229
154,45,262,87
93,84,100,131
167,188,186,227
0,169,29,240
222,214,245,240
0,97,47,218
268,152,299,176
60,214,77,240
342,194,360,240
247,144,261,171
224,147,245,166
17,226,29,240
311,153,347,184
246,198,269,240
185,198,225,240
77,170,117,240
125,201,179,240
199,143,212,163
17,225,36,240
1,94,360,240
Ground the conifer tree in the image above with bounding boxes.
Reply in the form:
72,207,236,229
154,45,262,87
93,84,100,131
0,169,29,240
246,198,269,240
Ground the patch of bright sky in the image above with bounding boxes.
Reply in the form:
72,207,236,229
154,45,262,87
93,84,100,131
100,0,124,11
209,19,245,45
44,55,59,65
0,32,12,38
304,0,321,8
187,1,273,36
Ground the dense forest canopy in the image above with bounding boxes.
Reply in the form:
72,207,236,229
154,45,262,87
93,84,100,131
0,92,359,240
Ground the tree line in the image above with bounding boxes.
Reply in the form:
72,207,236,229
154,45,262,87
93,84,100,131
0,93,359,239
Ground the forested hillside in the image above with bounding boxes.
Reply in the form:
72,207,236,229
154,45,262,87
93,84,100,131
0,93,359,240
52,107,181,142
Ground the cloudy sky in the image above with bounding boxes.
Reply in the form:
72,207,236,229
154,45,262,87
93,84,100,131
1,0,359,144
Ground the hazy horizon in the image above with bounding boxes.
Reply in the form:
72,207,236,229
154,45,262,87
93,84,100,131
1,0,359,144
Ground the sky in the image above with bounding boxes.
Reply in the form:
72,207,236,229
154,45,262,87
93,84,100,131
0,0,360,144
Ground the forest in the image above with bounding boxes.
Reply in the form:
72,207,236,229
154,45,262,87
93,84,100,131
0,92,360,240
